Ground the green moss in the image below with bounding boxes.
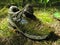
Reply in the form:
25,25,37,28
34,11,55,24
0,7,60,45
20,19,53,36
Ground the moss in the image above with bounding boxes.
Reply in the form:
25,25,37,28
0,7,60,45
34,11,55,24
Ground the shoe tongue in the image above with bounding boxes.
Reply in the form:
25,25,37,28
20,18,28,24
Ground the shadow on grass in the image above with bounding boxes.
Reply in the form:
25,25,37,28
30,32,60,42
44,32,60,41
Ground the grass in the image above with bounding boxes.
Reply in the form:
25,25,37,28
0,18,15,37
0,7,60,45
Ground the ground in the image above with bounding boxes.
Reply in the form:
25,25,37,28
0,7,60,45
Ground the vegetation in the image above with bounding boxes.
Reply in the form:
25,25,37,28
0,0,60,45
